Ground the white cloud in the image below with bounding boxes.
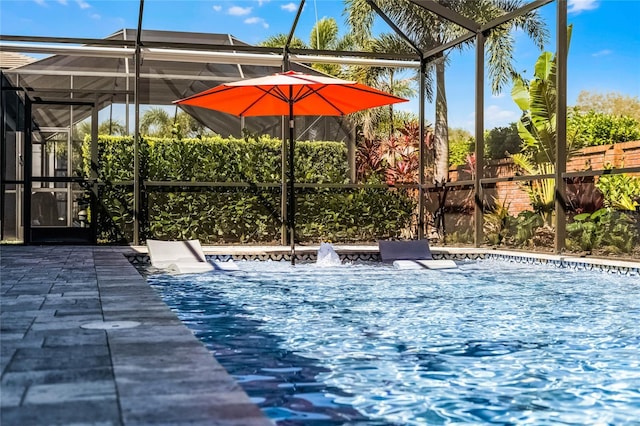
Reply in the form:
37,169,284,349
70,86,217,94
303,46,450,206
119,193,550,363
228,6,252,16
75,0,90,9
485,105,520,128
568,0,598,14
212,5,222,12
256,0,270,6
34,0,47,6
244,17,269,29
90,13,100,19
592,49,612,57
57,0,68,5
281,2,297,12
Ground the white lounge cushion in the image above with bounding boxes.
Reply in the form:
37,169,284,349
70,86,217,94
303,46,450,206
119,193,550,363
147,239,216,274
393,259,458,270
168,262,215,274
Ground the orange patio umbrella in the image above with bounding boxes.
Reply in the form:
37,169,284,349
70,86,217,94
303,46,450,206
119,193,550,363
174,70,408,264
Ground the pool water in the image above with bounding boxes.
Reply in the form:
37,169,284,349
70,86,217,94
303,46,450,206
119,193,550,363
148,260,640,425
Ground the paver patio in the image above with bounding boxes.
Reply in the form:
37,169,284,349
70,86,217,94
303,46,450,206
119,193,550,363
0,245,272,426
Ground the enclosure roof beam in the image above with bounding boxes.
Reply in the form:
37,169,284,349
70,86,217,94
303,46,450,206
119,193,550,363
422,32,477,60
0,34,136,47
288,53,420,69
407,0,480,32
283,0,306,71
0,43,421,68
3,68,242,82
0,42,134,58
1,35,421,60
367,0,423,59
481,0,553,32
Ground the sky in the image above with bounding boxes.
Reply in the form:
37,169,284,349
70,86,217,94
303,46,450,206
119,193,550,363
1,0,639,132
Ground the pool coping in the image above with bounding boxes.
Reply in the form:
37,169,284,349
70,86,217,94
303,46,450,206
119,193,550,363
126,245,640,275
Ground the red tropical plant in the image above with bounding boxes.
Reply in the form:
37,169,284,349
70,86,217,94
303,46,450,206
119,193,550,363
356,120,434,185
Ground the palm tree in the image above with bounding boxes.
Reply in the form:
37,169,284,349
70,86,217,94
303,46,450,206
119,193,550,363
260,17,354,76
258,18,418,144
172,110,218,139
343,33,420,139
140,107,172,137
260,34,306,50
75,119,126,139
345,0,548,181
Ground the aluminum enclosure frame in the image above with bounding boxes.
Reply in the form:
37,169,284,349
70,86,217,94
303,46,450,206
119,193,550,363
1,0,578,253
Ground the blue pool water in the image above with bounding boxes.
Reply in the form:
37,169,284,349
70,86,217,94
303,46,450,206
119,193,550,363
148,260,640,425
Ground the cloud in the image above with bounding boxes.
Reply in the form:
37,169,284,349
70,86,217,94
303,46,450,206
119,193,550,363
228,6,252,16
485,105,520,127
57,0,68,5
256,0,270,6
592,49,612,57
244,17,269,29
568,0,598,14
75,0,90,9
90,13,100,19
281,2,297,12
212,5,222,12
34,0,47,6
458,105,520,132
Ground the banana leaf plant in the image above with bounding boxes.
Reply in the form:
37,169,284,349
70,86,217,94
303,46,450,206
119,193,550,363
511,25,573,165
511,153,555,225
510,25,573,225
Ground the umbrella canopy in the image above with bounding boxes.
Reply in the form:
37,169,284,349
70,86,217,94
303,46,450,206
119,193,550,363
174,70,408,117
174,70,408,264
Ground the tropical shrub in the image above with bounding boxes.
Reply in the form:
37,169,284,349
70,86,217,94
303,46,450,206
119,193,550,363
595,171,640,211
566,170,640,254
568,109,640,148
448,128,474,166
356,120,433,185
297,185,416,242
483,198,514,246
567,209,638,254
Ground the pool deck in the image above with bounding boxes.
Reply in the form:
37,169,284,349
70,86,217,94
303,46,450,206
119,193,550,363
1,245,272,426
2,244,639,425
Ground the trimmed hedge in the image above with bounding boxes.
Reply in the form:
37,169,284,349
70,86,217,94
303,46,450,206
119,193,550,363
83,135,415,244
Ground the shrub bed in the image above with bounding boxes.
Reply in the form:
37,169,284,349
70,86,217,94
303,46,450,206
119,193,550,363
83,136,415,244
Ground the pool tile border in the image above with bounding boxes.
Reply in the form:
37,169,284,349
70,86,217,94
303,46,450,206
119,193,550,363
482,250,640,276
126,246,639,276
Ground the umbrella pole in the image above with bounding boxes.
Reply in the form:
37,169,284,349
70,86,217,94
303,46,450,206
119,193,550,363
288,98,296,266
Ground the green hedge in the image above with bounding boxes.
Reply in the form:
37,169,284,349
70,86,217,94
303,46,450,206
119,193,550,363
83,135,415,244
568,110,640,148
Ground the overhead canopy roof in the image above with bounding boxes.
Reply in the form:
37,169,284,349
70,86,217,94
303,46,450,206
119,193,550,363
2,29,352,140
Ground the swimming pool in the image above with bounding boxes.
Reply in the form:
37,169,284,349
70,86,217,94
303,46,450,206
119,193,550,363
148,260,640,425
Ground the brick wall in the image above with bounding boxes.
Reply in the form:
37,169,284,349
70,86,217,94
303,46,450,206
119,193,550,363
447,140,640,216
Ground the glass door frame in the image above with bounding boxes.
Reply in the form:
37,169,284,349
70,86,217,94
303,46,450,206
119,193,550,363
25,98,98,244
0,83,26,242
